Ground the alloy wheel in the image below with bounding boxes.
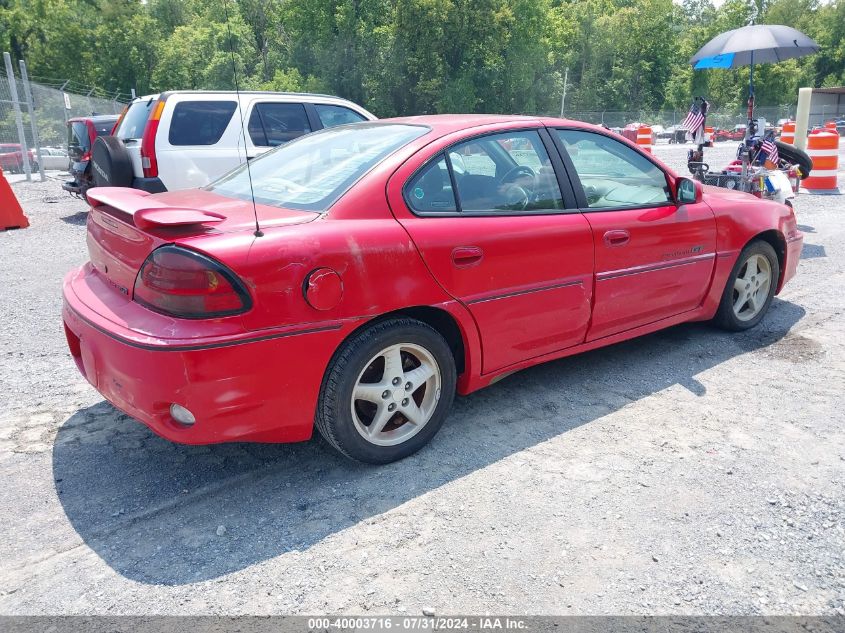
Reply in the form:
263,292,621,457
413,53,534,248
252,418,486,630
350,343,442,447
732,253,772,322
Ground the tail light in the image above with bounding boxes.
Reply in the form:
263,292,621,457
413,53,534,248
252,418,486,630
140,99,165,178
133,246,252,318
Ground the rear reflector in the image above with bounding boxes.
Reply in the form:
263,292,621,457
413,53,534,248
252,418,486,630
133,246,251,318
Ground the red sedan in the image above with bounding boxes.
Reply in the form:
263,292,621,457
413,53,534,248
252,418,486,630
62,115,803,463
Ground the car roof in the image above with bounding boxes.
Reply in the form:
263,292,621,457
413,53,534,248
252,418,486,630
376,113,606,137
133,90,357,102
67,114,120,123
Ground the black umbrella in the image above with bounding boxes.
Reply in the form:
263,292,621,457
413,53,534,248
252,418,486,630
690,24,819,70
690,24,819,137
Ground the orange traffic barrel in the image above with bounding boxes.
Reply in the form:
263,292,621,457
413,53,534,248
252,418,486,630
636,125,652,154
803,130,840,193
0,166,30,230
824,121,838,133
780,121,795,145
704,126,714,145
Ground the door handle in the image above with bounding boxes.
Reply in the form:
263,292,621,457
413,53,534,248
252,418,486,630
451,246,484,267
603,230,630,247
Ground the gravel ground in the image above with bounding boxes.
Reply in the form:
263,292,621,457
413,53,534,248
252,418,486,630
1,144,844,616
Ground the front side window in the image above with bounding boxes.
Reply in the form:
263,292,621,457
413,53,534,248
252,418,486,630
247,102,311,147
315,104,367,128
449,130,564,213
168,101,237,146
555,129,671,209
209,123,428,212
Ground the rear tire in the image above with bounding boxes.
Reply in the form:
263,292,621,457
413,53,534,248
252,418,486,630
713,240,780,331
316,317,456,464
775,141,813,179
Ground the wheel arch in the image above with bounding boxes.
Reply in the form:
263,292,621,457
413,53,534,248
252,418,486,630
325,304,472,382
747,229,786,290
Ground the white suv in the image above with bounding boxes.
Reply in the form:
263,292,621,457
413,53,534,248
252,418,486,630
91,91,376,192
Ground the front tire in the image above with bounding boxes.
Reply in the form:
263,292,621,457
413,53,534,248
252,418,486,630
713,240,780,331
316,317,457,464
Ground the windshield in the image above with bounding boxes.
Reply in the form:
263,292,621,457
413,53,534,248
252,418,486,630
209,123,428,212
116,98,155,140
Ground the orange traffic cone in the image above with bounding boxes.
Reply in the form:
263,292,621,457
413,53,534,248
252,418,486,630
0,166,29,230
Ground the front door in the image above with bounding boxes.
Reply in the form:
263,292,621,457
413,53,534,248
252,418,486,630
388,128,594,374
551,128,717,341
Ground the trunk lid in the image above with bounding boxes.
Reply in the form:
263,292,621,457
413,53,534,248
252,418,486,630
85,187,318,298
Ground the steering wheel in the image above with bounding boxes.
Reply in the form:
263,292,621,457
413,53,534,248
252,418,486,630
499,165,535,185
503,185,530,210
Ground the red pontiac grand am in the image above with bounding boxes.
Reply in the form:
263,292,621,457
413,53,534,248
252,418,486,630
62,115,803,463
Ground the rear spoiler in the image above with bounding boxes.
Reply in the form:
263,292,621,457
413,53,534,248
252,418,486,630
87,187,225,230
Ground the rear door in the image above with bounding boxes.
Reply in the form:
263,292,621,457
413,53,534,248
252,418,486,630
388,126,594,375
550,127,717,341
155,96,240,189
243,100,313,159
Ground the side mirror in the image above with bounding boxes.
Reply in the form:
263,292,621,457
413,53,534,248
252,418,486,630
676,177,700,204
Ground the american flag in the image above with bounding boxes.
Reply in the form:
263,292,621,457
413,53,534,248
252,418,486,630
681,100,706,133
761,136,779,165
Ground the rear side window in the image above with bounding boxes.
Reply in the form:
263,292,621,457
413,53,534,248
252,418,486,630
115,99,154,140
247,103,311,147
315,104,367,128
405,156,457,214
168,101,237,146
94,120,116,136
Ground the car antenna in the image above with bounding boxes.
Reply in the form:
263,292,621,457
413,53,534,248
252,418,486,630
222,0,263,237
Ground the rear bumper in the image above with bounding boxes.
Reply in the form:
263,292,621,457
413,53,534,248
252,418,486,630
62,264,348,444
132,176,167,194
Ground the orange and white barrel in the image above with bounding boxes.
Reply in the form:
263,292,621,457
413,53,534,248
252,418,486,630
824,121,838,133
803,130,840,193
636,125,652,154
780,120,795,145
704,126,714,146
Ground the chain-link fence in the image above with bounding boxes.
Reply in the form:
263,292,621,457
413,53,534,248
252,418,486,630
1,54,128,181
553,106,803,130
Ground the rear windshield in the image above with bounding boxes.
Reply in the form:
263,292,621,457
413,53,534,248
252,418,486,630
208,123,428,212
115,99,154,140
169,100,237,146
68,122,89,152
94,120,117,136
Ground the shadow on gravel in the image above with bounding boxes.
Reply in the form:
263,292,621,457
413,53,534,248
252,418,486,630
801,243,827,259
60,211,88,226
52,299,805,586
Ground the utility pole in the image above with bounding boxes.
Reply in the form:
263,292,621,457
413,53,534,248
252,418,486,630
19,59,45,181
560,68,570,118
3,52,32,182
